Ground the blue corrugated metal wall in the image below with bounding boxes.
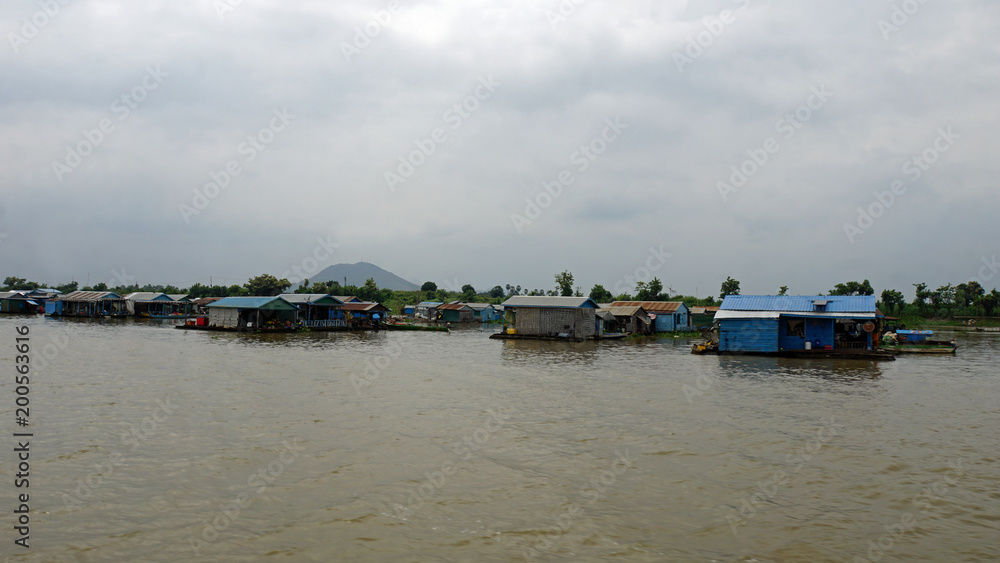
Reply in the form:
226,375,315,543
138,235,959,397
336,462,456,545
719,319,779,352
654,311,689,332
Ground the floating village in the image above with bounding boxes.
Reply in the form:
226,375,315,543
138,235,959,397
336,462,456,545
0,288,973,360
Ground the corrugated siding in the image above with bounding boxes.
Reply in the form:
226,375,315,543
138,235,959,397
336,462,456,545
719,319,779,352
210,308,240,328
513,307,595,338
720,295,876,313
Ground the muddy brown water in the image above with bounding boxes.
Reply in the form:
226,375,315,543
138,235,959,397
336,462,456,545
1,317,997,562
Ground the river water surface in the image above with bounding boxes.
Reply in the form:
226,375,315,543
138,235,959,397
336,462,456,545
1,317,998,562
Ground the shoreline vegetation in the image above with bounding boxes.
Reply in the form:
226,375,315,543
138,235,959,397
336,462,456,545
3,274,999,329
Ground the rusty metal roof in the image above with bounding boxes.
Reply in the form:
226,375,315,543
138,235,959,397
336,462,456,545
58,291,123,301
610,301,686,313
436,303,471,311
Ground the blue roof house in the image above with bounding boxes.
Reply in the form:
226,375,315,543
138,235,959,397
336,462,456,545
717,295,878,354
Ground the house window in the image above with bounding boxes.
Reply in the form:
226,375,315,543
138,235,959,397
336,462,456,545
786,319,804,337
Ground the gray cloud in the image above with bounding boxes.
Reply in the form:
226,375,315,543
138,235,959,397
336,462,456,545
1,0,998,298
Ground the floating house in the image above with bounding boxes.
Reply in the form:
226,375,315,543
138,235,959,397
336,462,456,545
500,296,599,339
466,303,500,322
205,296,299,330
190,297,221,314
402,304,416,316
46,291,126,317
610,301,690,332
415,301,443,319
716,295,880,354
279,294,345,327
599,305,653,335
0,291,39,314
436,302,475,323
124,292,190,317
340,302,389,326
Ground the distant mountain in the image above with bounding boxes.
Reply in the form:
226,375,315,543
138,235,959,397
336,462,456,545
302,262,420,291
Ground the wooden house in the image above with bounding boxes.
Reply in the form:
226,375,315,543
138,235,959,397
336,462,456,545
610,301,690,332
599,305,653,335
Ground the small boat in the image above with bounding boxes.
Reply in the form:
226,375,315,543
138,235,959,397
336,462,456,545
880,329,958,354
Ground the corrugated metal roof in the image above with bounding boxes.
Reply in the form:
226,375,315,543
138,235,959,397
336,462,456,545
207,296,298,310
502,296,599,309
125,292,172,302
720,295,876,313
59,291,122,301
165,294,190,301
715,310,876,320
437,303,471,311
191,297,222,306
604,305,648,317
340,302,388,312
417,301,444,307
596,310,616,322
279,294,343,305
332,296,361,303
610,301,686,313
464,303,494,311
0,291,29,299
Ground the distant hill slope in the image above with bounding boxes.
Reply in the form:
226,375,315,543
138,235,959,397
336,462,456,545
304,262,420,291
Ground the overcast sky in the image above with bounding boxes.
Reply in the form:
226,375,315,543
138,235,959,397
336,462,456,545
2,0,998,298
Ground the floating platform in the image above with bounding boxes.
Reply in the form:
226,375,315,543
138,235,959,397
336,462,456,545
490,333,586,342
691,344,895,361
380,323,450,332
880,345,957,355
